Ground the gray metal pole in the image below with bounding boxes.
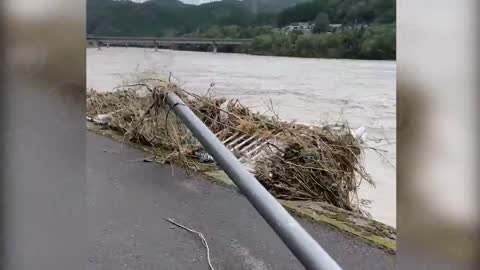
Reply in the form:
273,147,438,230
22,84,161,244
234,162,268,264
165,92,342,270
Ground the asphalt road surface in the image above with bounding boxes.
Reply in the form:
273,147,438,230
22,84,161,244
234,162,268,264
87,132,395,270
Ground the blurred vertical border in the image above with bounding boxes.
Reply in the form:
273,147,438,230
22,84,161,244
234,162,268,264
1,0,86,269
397,0,478,269
0,1,5,267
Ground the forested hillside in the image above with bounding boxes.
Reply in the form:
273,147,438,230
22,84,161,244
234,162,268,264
277,0,395,26
87,0,396,60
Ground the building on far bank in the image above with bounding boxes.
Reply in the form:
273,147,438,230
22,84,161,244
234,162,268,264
280,22,314,34
277,22,370,34
328,24,343,32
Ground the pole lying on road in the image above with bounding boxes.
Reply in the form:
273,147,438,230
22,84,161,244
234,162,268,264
165,92,342,270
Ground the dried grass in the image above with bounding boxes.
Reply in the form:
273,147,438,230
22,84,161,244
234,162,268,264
86,80,373,213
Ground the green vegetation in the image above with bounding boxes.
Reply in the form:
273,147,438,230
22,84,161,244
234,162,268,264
249,24,396,59
191,24,395,60
87,0,396,60
87,0,278,36
277,0,395,26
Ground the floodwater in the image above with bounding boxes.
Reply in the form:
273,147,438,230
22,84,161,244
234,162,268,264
87,47,396,227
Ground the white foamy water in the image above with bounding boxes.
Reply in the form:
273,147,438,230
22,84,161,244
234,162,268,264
87,47,396,227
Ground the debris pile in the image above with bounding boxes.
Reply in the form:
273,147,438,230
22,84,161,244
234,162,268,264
87,80,373,213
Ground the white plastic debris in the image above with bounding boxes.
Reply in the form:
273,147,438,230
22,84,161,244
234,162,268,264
219,100,229,122
198,150,215,163
351,126,367,144
94,113,113,125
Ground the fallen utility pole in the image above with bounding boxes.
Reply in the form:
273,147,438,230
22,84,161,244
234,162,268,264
165,92,342,270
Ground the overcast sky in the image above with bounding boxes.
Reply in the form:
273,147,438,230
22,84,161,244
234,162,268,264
181,0,219,3
130,0,220,4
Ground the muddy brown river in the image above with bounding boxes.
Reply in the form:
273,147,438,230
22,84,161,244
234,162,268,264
87,47,396,227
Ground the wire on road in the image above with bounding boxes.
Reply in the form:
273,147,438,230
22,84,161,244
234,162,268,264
163,217,215,270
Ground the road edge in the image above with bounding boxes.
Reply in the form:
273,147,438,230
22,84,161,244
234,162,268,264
87,121,396,253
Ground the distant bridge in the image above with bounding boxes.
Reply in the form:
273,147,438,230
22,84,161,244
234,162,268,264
87,36,253,51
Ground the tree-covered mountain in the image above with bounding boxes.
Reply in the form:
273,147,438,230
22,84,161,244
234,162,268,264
88,0,395,37
242,0,309,14
87,0,303,36
277,0,395,26
87,0,396,60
